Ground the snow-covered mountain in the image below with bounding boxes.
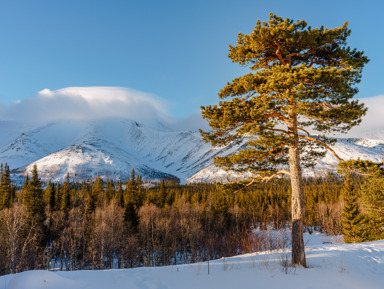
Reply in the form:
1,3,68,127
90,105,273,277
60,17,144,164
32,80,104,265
0,118,383,184
0,119,245,183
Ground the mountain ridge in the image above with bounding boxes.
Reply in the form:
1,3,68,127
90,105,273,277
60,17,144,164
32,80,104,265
0,118,383,184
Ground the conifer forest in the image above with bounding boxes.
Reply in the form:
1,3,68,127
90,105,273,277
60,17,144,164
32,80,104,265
1,163,383,275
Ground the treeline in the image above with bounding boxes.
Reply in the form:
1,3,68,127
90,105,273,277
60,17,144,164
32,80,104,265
0,163,382,275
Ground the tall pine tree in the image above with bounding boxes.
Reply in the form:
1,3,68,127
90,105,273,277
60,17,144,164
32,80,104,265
201,13,368,266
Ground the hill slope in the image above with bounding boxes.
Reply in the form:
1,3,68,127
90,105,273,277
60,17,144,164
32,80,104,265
0,118,383,183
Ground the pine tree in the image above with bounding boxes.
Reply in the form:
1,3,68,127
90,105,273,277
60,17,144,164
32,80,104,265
360,176,384,241
44,181,56,211
159,179,167,207
23,165,45,218
105,179,115,202
125,169,143,207
0,163,14,210
123,200,139,232
55,183,62,211
87,176,104,216
130,169,136,184
61,173,71,215
115,179,124,207
201,13,368,266
341,173,366,243
123,170,141,231
20,174,30,204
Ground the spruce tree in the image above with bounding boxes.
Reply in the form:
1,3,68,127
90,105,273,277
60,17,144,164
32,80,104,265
44,181,56,211
201,13,368,266
123,169,141,231
105,179,115,202
130,169,136,186
55,183,62,211
125,169,143,207
87,176,103,216
22,165,48,247
61,173,71,215
115,179,124,207
23,165,45,218
341,173,366,243
123,200,139,232
159,179,167,207
0,163,14,210
360,176,384,241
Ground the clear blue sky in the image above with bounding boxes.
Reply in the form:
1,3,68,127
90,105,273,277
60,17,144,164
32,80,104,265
0,0,383,117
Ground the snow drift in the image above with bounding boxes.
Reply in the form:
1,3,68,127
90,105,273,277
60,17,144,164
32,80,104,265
1,234,383,289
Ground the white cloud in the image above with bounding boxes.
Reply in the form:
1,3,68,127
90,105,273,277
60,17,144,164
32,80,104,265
0,86,210,131
0,87,381,136
342,95,384,137
1,86,169,125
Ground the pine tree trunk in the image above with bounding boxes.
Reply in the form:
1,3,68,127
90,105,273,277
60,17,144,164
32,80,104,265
288,113,307,267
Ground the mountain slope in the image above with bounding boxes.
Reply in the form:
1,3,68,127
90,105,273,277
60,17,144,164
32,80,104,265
0,118,383,183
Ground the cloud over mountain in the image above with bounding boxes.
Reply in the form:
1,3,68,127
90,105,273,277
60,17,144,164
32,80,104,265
0,87,382,135
342,95,384,137
1,87,168,125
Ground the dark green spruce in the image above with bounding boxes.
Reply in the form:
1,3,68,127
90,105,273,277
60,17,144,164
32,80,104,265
341,173,366,243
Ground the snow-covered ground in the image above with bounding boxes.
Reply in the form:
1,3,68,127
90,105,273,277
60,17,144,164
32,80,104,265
1,233,383,289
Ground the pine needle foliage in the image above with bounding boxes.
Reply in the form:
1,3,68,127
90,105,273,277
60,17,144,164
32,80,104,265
61,173,71,215
341,173,366,243
201,13,368,176
0,163,14,210
200,13,368,266
1,166,367,274
23,165,45,218
360,176,384,241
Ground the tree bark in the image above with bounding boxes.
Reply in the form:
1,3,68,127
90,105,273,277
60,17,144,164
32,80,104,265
288,113,307,267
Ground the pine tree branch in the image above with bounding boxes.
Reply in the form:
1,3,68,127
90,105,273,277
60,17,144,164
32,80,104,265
308,55,317,68
287,48,316,66
263,112,289,123
297,127,311,136
234,170,291,193
257,56,276,62
298,135,343,161
298,134,372,176
297,127,314,151
236,142,289,165
275,42,287,66
260,170,291,181
267,128,289,134
317,102,339,111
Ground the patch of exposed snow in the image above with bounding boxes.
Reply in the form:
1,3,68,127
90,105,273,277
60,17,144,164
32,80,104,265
1,234,383,289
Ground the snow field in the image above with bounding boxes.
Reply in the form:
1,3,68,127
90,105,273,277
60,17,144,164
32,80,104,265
1,233,383,289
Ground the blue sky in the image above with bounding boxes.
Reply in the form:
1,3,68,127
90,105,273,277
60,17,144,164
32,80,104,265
0,0,383,117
